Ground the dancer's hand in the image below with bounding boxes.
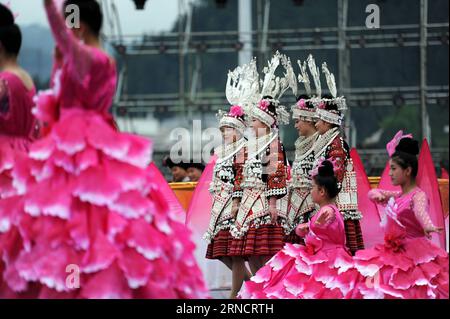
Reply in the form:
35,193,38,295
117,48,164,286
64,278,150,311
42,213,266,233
231,199,240,219
269,204,278,224
295,223,309,237
269,197,278,224
315,208,335,226
372,193,385,203
368,190,387,204
424,226,444,239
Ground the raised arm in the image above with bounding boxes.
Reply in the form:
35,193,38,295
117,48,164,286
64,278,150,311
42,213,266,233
44,0,92,82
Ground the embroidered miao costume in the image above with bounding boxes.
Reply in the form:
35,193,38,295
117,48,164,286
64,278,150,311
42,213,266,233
204,115,246,259
229,52,294,257
284,59,320,244
204,60,258,260
312,59,364,255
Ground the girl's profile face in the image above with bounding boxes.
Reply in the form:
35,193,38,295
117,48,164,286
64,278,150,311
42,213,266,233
389,159,411,186
221,126,239,144
295,119,315,137
315,120,332,135
311,179,326,205
250,118,269,136
187,167,203,182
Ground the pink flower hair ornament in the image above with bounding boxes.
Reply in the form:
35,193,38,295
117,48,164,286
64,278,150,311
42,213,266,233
229,105,244,117
317,101,326,110
4,1,19,20
386,130,413,157
296,99,307,109
258,99,270,111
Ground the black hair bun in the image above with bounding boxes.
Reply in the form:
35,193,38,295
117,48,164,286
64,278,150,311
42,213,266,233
318,160,335,178
396,138,419,156
0,3,15,27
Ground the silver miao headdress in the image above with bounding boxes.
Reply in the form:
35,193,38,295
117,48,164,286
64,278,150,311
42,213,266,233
307,54,322,103
250,51,294,128
217,59,259,133
291,58,318,122
321,62,347,111
315,62,348,126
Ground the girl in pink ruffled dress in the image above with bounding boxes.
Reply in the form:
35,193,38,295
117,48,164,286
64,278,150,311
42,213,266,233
353,137,448,299
0,2,38,294
239,160,359,299
0,0,208,299
0,2,37,199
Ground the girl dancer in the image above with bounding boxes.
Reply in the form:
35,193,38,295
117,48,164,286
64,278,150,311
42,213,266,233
0,2,37,198
239,159,358,299
0,0,208,299
0,3,37,295
353,136,449,299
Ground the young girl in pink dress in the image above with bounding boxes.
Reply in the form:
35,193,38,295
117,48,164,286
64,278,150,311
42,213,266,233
239,159,359,299
353,137,449,299
0,0,208,299
0,3,38,295
0,3,37,198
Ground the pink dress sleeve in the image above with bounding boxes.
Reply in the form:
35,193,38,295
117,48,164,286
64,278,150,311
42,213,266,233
44,0,92,85
295,223,309,238
368,189,402,205
313,206,337,229
412,191,436,230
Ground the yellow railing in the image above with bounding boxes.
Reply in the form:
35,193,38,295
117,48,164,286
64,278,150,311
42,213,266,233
171,179,450,218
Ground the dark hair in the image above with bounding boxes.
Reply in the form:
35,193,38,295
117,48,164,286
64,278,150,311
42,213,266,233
64,0,103,37
320,94,340,128
391,137,420,178
313,160,339,199
262,95,277,115
296,94,314,109
321,94,338,111
0,4,22,56
163,156,189,170
187,162,205,171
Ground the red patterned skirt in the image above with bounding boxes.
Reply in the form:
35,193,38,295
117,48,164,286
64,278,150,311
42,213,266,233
206,229,234,260
344,219,365,255
229,219,285,257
